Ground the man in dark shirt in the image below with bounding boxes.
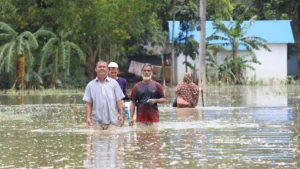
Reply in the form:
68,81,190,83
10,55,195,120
108,62,129,100
129,63,165,126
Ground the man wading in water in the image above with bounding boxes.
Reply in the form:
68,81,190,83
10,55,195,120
129,63,165,126
83,60,124,130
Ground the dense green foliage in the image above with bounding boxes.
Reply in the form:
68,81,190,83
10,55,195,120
0,0,299,89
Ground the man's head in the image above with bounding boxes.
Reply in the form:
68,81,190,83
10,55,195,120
95,60,108,79
108,62,119,79
141,63,153,81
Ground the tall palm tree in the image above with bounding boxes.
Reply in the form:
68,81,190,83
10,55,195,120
208,10,271,84
0,22,38,88
34,30,85,86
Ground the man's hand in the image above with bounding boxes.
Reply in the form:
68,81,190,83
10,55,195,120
147,99,156,105
118,115,124,127
129,119,134,126
86,118,92,128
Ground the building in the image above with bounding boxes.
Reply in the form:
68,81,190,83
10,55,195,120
168,20,295,84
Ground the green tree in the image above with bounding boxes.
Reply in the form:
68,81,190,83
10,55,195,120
0,22,38,88
207,0,234,20
54,0,165,80
0,0,18,25
206,44,233,83
247,0,300,79
174,0,199,73
34,30,85,86
169,0,233,84
208,10,271,84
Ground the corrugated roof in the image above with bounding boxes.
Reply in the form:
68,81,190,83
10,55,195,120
168,20,295,44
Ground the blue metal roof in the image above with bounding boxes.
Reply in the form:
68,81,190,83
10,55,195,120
168,20,295,44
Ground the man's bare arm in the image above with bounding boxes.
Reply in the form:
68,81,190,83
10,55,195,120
86,102,92,128
129,101,136,126
116,99,124,116
148,98,165,105
116,99,124,126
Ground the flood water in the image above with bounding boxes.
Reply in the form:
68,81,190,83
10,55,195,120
0,85,300,168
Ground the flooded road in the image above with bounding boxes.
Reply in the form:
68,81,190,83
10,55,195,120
0,85,300,168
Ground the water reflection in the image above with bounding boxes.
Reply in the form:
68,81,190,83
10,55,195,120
0,85,300,168
176,108,199,121
84,134,125,169
126,128,164,168
205,85,288,107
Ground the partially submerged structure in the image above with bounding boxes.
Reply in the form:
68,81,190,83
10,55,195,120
169,20,295,84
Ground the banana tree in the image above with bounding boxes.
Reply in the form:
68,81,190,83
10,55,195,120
207,10,271,84
0,22,38,89
34,30,85,86
206,44,256,84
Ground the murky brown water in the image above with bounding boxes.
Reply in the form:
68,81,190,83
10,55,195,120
0,85,300,168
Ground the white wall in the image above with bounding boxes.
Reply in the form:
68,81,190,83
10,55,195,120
176,54,200,82
247,44,287,84
175,44,288,85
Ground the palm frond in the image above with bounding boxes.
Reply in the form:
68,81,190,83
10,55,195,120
0,54,8,71
24,42,34,68
61,31,73,40
39,38,58,73
0,43,10,61
6,42,16,72
34,29,56,38
241,36,268,43
42,37,58,52
242,37,271,52
242,15,257,31
206,51,218,68
0,33,12,41
212,21,231,36
69,42,85,64
16,36,23,55
54,49,59,81
0,22,17,36
59,41,67,69
243,64,255,71
20,31,39,49
65,42,71,75
207,44,228,52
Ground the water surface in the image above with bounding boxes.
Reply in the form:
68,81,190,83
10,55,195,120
0,85,300,168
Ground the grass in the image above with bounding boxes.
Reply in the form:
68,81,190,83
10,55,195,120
0,88,85,96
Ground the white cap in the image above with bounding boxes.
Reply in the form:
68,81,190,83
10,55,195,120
108,62,118,68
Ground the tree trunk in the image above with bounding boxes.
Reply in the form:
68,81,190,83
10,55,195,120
51,49,59,86
171,0,177,86
199,0,206,87
233,41,239,84
85,37,101,81
86,49,98,80
294,5,300,79
185,29,188,72
17,56,26,89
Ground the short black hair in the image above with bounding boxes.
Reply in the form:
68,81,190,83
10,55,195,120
95,60,107,67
